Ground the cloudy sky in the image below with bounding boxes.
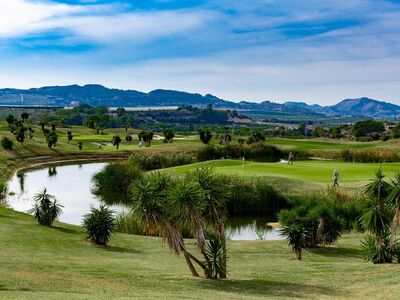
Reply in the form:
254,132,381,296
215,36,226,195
0,0,399,105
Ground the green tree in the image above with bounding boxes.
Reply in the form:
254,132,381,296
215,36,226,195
247,129,265,144
163,128,175,143
14,123,27,145
392,123,400,139
21,112,29,122
6,115,16,127
1,137,13,150
112,135,122,150
138,130,154,147
67,131,73,143
352,120,384,137
46,131,58,148
198,127,213,144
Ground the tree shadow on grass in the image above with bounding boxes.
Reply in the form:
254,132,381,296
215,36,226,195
195,279,340,298
308,246,363,260
50,225,81,234
21,144,40,155
101,246,141,254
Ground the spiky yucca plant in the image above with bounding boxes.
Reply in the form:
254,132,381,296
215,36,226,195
29,188,63,226
82,205,115,245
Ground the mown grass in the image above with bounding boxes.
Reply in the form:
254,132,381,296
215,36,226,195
0,208,400,299
163,160,400,194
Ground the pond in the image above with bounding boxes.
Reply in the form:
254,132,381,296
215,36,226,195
7,162,283,241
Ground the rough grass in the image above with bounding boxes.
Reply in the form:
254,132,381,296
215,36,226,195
0,208,400,299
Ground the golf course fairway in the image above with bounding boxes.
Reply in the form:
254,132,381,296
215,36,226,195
165,160,400,191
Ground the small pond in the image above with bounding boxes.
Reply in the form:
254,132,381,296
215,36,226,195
7,162,283,241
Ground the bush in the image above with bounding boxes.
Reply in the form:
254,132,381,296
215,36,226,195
0,181,7,203
82,205,116,245
92,162,143,194
278,189,364,248
128,152,194,171
361,234,393,264
197,143,283,162
338,150,400,163
1,137,13,150
227,177,290,217
29,189,63,226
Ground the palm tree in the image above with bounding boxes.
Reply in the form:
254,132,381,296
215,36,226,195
389,172,400,244
281,224,308,260
29,188,63,226
168,178,212,277
188,167,229,277
130,173,204,277
359,170,392,263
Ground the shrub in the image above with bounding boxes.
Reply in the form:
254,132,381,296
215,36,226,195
278,189,363,248
198,127,213,144
29,188,63,226
361,234,393,264
227,177,290,217
0,181,7,203
82,205,116,245
197,143,283,162
116,211,147,235
128,152,194,171
92,162,143,194
204,234,226,278
1,137,13,150
280,223,308,260
338,150,400,163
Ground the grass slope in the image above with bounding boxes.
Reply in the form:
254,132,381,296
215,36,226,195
1,208,400,299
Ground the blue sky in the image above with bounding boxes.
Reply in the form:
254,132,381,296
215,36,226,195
0,0,399,105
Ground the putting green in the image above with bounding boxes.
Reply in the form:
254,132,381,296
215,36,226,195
165,159,400,188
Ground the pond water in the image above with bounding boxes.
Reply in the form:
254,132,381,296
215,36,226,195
7,162,283,241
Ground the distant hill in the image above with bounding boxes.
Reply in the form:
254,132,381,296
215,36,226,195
286,98,400,119
0,84,320,117
0,85,398,118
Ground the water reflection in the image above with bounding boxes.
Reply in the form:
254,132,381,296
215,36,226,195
48,166,57,177
7,163,124,225
7,162,283,241
225,218,282,241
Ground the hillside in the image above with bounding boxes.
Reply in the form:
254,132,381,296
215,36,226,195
0,84,320,117
286,97,400,118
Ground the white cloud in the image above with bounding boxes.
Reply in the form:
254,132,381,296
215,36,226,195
0,0,210,43
0,0,86,37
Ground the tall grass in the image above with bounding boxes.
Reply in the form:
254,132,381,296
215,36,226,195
128,152,194,171
197,143,284,162
338,149,400,163
226,177,290,218
92,162,143,194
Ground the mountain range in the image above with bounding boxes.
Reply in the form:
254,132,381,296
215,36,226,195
0,84,399,119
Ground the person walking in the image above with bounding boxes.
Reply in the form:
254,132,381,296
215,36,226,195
333,169,340,188
288,152,294,165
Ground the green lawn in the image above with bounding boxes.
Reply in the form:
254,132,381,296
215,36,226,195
164,160,400,193
0,208,399,299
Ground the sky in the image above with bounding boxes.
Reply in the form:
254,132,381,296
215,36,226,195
0,0,399,105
